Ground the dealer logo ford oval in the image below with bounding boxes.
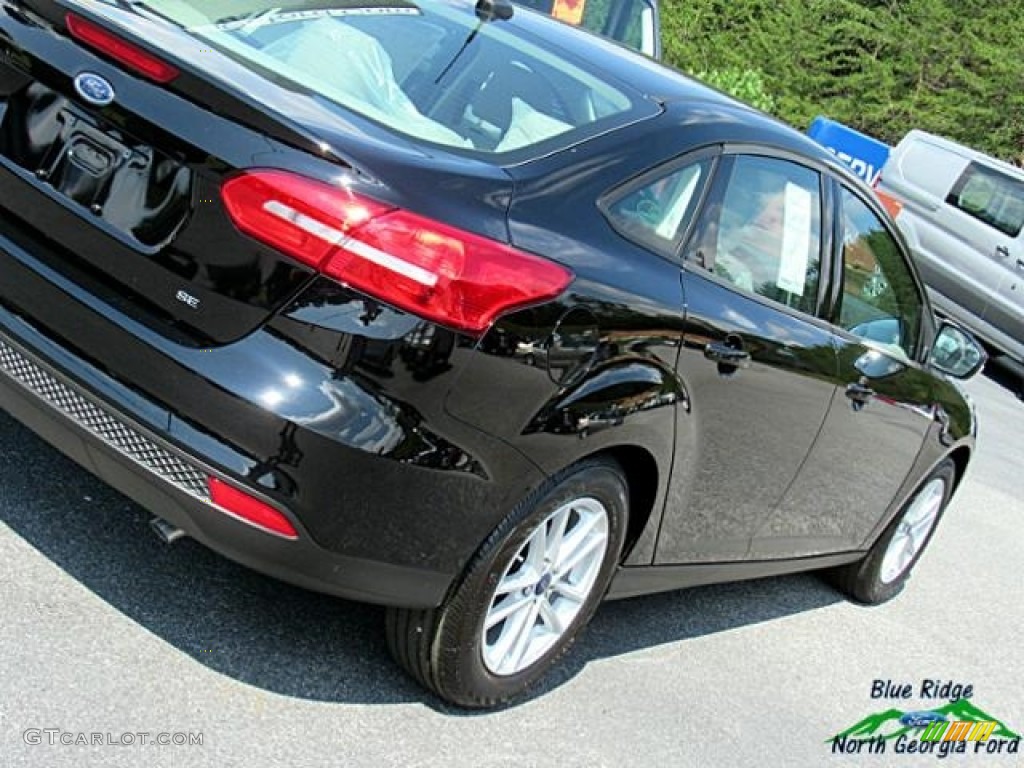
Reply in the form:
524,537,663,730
74,72,115,106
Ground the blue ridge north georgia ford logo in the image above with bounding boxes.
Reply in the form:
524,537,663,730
73,72,115,106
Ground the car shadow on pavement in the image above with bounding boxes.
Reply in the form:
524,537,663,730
983,359,1023,399
498,573,843,714
1,411,843,711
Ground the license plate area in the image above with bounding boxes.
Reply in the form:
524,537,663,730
0,82,191,247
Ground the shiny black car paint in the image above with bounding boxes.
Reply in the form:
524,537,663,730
0,0,975,609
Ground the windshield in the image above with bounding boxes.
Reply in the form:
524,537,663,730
109,1,638,154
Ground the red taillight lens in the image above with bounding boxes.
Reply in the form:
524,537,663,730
222,171,573,334
221,171,394,268
66,13,180,84
207,477,298,539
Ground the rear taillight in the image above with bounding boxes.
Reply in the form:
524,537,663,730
207,477,298,539
66,13,180,83
221,170,573,334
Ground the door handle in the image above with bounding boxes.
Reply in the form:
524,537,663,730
704,341,751,368
996,245,1009,259
1016,259,1024,272
845,381,875,410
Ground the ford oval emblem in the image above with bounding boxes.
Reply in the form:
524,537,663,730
74,72,115,106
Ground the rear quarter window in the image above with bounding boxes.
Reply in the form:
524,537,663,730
603,158,712,255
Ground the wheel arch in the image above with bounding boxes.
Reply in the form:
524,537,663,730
946,443,972,494
857,441,971,553
580,444,660,563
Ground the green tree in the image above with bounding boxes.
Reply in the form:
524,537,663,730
658,0,1024,162
695,67,775,112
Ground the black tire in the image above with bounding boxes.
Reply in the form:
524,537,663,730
829,459,956,605
386,457,628,708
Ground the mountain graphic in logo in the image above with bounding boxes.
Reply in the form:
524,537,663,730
830,699,1021,742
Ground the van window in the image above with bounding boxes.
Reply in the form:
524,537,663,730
946,162,1024,238
515,0,657,56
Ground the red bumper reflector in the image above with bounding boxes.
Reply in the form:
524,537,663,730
207,477,298,539
66,13,180,84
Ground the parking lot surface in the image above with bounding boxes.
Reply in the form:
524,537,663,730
1,371,1021,767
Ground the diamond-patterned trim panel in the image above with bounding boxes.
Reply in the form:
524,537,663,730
0,337,210,499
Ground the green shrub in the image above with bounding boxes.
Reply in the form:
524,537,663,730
695,68,776,113
658,0,1024,163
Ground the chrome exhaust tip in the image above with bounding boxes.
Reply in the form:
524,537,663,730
150,516,188,544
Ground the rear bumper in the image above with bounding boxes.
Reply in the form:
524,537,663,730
0,215,550,608
0,327,453,607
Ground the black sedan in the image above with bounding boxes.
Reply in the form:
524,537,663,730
0,0,984,707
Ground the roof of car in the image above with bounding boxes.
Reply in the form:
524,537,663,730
504,12,855,174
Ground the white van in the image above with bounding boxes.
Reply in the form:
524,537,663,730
878,130,1024,370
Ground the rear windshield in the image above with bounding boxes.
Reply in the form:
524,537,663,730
121,0,638,155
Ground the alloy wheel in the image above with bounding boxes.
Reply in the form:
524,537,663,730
879,477,946,584
481,497,610,676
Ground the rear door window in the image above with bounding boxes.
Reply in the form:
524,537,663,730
947,162,1024,238
685,155,824,315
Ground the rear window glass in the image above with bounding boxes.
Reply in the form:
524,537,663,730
132,1,638,155
947,162,1024,238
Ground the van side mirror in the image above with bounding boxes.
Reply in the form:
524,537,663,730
930,321,986,379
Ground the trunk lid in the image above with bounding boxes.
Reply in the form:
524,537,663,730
0,0,652,345
0,1,410,345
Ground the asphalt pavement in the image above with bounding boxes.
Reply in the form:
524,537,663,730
1,368,1021,767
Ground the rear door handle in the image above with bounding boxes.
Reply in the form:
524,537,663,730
704,342,751,368
996,245,1010,259
845,381,875,410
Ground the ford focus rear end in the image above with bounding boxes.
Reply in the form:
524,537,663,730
0,1,648,605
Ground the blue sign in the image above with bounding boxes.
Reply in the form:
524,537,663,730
808,116,890,186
